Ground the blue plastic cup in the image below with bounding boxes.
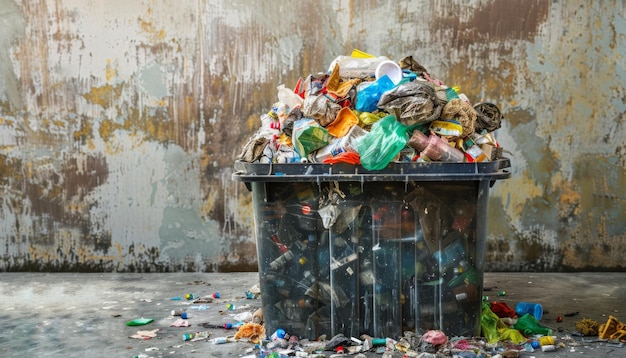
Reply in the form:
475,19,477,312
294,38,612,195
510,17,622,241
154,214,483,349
515,301,543,320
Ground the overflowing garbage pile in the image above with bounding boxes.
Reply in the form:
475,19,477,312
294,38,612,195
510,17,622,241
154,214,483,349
238,50,504,170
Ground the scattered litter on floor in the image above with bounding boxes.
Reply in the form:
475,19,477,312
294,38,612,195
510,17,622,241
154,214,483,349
129,329,159,340
124,283,625,357
169,318,190,327
126,317,154,326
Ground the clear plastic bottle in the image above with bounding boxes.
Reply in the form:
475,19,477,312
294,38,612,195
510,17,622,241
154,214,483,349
210,336,231,344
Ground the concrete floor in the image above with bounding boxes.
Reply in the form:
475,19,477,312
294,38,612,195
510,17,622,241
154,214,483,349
0,272,624,358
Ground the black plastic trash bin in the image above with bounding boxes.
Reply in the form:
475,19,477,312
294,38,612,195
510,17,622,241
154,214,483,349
233,159,510,340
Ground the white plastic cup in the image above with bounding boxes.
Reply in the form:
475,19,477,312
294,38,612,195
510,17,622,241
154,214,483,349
375,60,403,85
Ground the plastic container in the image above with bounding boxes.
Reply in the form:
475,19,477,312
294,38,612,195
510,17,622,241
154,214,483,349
375,60,403,85
233,159,510,339
515,301,543,320
327,55,391,79
421,133,465,162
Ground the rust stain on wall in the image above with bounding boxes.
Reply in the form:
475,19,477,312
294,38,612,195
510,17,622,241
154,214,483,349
82,84,123,108
467,0,549,42
429,0,549,47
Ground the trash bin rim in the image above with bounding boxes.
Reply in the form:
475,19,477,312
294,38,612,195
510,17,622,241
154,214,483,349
232,158,511,183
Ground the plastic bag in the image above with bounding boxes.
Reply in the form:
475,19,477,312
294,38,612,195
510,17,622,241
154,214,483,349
357,111,385,127
318,183,345,229
355,115,409,170
277,84,303,112
238,136,269,163
322,152,360,165
292,119,330,157
480,304,505,343
355,75,396,113
377,79,442,126
481,303,527,344
513,313,553,337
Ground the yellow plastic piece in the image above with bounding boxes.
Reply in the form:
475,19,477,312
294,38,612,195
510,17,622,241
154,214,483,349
498,328,527,344
351,49,376,58
598,315,621,339
326,108,358,138
610,329,626,342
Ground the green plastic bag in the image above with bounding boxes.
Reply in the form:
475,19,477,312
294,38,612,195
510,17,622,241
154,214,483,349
292,118,331,157
513,313,553,337
355,115,410,170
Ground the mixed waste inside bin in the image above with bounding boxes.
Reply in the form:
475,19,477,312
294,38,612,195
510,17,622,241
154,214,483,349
233,50,514,356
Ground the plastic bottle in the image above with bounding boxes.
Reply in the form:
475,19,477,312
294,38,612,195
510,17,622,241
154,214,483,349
190,305,209,311
308,125,366,163
270,328,286,341
182,331,209,341
513,313,552,337
371,338,387,346
269,250,295,270
182,333,195,341
420,133,465,162
171,309,186,316
210,337,230,344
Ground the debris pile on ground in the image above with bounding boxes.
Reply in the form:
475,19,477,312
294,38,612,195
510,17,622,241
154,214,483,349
117,279,624,357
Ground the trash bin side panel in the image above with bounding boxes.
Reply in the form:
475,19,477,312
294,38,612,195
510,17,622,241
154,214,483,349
250,178,493,339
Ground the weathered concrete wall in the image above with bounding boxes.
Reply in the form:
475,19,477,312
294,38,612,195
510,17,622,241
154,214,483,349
0,0,624,272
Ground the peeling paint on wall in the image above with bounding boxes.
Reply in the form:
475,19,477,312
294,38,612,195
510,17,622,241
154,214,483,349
0,0,625,272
